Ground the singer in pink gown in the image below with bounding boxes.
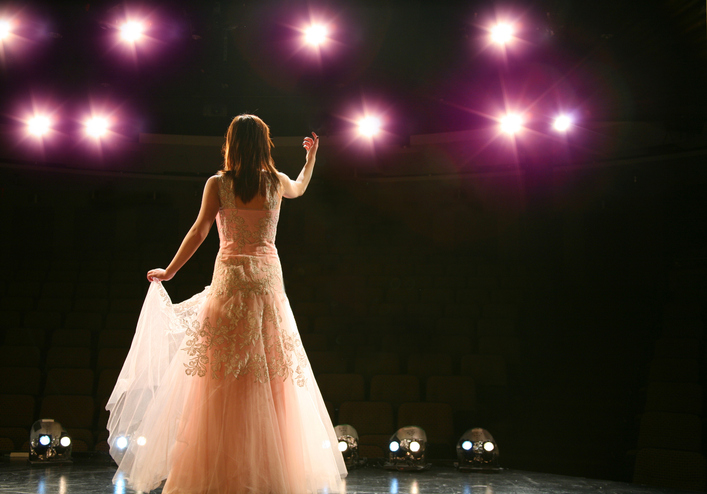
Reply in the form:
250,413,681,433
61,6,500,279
106,115,347,493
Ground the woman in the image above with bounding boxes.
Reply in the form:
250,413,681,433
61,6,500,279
106,114,347,493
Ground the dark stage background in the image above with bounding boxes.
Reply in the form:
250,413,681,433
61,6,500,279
0,0,705,492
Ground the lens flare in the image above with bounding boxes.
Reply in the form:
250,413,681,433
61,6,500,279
0,20,11,40
86,117,109,138
358,116,381,138
491,23,514,45
553,115,572,132
500,113,522,134
136,436,147,446
116,436,128,450
28,116,51,137
304,24,328,46
120,21,144,42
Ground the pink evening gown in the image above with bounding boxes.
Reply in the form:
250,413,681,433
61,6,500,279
106,174,347,493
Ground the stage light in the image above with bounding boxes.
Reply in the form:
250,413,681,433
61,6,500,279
85,117,109,138
136,436,147,446
385,426,430,471
116,436,128,450
553,115,572,132
27,116,51,137
335,424,362,468
491,23,514,45
304,24,328,46
29,419,72,463
120,21,144,43
455,428,501,472
0,20,11,40
500,113,522,134
358,116,382,138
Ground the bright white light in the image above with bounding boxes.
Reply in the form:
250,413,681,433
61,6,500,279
462,440,472,451
0,20,11,40
39,435,51,446
338,440,348,452
553,115,572,132
60,436,71,447
483,441,495,452
86,117,109,138
116,436,128,450
136,436,147,446
322,440,331,449
409,440,421,453
120,21,144,43
500,113,522,134
491,23,514,45
28,116,51,137
358,116,381,138
389,441,400,452
304,24,328,46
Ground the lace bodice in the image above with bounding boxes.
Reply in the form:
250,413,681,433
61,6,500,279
215,174,281,256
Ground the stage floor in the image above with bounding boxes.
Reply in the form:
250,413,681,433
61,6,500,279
0,457,695,494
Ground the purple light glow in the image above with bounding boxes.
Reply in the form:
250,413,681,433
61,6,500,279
85,116,110,138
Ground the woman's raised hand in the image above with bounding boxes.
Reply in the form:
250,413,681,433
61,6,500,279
303,132,319,162
147,268,174,282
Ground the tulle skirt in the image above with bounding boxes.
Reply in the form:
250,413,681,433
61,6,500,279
106,279,346,493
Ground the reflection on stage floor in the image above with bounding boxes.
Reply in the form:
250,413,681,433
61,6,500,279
0,457,696,494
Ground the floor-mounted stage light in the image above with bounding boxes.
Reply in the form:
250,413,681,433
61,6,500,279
455,428,501,472
29,419,72,464
384,426,431,471
335,424,364,468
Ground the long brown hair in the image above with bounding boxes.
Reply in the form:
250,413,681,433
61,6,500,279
219,114,280,203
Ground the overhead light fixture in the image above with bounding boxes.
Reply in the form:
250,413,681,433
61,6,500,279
335,424,364,468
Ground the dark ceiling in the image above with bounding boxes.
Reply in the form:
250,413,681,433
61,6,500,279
0,0,704,138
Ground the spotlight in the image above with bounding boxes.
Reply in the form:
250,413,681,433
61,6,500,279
553,115,572,132
27,116,51,137
335,424,364,468
304,24,328,46
358,116,382,138
455,428,501,472
120,21,144,43
384,426,431,471
491,23,514,45
29,419,72,463
500,113,522,134
85,117,109,138
0,19,11,40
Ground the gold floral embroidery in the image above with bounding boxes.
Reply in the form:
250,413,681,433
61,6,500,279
180,175,306,387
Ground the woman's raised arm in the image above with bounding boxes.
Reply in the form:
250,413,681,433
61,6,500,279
147,176,220,282
279,132,319,198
